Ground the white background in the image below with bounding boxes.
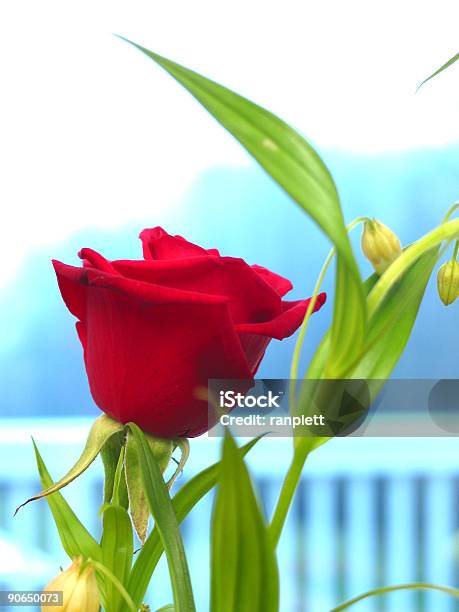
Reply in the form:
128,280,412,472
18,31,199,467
0,0,458,286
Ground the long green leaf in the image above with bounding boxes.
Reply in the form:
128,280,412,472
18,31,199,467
120,37,366,379
211,431,278,612
128,436,261,607
352,249,439,379
29,440,102,562
418,52,459,89
101,505,134,612
127,423,195,612
296,251,437,455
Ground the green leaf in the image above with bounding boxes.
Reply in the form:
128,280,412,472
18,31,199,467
156,606,175,612
418,52,459,89
28,440,102,562
211,431,278,612
100,431,125,504
101,505,134,612
297,253,437,448
127,423,195,612
128,436,261,607
16,415,124,512
120,37,366,379
352,249,439,380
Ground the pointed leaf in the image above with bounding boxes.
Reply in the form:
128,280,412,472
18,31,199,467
127,423,195,612
29,440,102,561
211,431,278,612
121,37,366,380
128,436,261,607
101,505,134,612
418,52,459,89
353,250,439,380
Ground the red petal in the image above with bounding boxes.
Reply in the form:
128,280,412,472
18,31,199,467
140,227,211,260
112,256,281,325
81,280,251,437
251,264,293,297
236,293,326,340
52,260,88,321
236,293,326,373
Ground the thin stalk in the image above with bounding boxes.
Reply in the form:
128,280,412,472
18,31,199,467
269,439,312,546
331,582,459,611
89,559,137,612
289,217,369,412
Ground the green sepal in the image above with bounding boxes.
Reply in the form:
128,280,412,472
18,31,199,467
166,438,190,490
100,430,126,504
16,414,124,513
125,430,177,544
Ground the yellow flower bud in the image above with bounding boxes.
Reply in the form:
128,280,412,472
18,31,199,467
361,219,402,275
42,557,99,612
437,260,459,306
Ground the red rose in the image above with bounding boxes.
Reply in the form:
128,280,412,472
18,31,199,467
53,227,326,438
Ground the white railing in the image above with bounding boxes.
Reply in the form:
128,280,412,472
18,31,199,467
1,419,458,611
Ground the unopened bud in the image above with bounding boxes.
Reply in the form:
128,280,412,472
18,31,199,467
437,260,459,306
361,219,402,275
42,557,99,612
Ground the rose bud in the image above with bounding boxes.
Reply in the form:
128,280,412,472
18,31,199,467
361,218,402,275
53,227,326,438
42,557,99,612
437,260,459,305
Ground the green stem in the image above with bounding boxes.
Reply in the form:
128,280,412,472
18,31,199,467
289,217,369,412
443,201,459,222
89,559,138,612
269,439,311,546
330,582,459,611
278,217,370,546
452,240,459,262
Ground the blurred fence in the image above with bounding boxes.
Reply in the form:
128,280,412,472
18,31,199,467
0,419,459,611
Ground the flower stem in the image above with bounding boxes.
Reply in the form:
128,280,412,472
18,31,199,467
330,582,459,611
269,439,312,546
289,217,369,412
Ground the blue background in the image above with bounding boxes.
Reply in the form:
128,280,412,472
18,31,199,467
1,141,459,610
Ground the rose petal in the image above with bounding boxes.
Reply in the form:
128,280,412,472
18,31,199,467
81,280,252,437
140,227,211,260
236,293,327,340
251,264,293,297
112,256,282,325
